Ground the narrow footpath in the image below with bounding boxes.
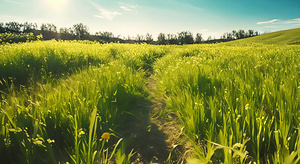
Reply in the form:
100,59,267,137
119,76,192,164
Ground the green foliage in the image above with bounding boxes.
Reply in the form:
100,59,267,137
0,41,163,163
153,44,300,163
178,31,194,44
0,32,42,44
0,40,114,88
0,63,146,163
1,41,300,163
73,23,89,40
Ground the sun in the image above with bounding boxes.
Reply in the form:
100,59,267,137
43,0,69,11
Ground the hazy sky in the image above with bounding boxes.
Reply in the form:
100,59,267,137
0,0,300,39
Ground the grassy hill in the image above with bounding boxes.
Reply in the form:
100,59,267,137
226,28,300,45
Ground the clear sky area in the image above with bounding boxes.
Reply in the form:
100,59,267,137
0,0,299,39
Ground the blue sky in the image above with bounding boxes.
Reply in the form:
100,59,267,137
0,0,300,39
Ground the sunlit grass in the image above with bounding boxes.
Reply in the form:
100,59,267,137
224,28,300,45
1,41,300,163
0,63,147,163
0,41,159,163
154,44,300,163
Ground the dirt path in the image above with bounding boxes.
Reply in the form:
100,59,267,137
147,77,193,164
118,77,192,163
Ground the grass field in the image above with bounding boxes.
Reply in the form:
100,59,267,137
153,44,300,163
225,28,300,45
1,32,300,163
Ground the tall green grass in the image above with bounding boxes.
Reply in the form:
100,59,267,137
0,39,160,163
154,44,300,163
2,40,300,163
0,41,168,89
0,40,173,163
0,63,147,163
0,40,113,88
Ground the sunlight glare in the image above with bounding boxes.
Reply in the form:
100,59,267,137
43,0,69,11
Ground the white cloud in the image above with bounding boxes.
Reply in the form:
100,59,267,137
283,18,300,24
120,6,132,11
94,10,121,20
5,0,21,5
257,18,300,25
257,19,279,25
119,2,137,12
90,1,121,20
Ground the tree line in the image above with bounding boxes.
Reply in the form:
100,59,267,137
0,21,260,44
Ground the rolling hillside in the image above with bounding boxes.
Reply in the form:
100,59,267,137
226,28,300,45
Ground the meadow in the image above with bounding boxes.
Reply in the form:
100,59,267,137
1,40,300,163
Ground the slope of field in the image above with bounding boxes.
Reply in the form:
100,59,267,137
225,28,300,45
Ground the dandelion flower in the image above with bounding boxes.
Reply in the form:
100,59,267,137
79,130,85,136
101,132,110,140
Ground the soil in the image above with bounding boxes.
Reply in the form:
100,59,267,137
118,77,193,164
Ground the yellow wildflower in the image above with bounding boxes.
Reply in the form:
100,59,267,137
101,132,110,140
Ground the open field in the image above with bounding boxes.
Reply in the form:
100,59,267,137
1,38,300,163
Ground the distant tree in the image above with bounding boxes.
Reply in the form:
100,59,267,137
72,23,89,40
136,34,144,43
5,22,22,33
68,28,74,35
221,33,227,40
48,23,56,32
50,24,57,32
157,33,167,45
178,31,194,44
254,31,260,36
145,33,153,44
247,29,254,37
40,24,46,31
219,29,260,42
59,27,76,40
126,35,132,40
0,22,5,33
227,32,234,40
41,23,57,32
232,30,237,39
221,32,234,40
96,31,114,42
22,22,37,32
166,34,178,44
207,36,212,42
40,23,58,40
195,33,203,43
102,31,114,42
237,29,246,39
59,27,70,34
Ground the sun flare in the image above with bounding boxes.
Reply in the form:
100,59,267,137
43,0,69,11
